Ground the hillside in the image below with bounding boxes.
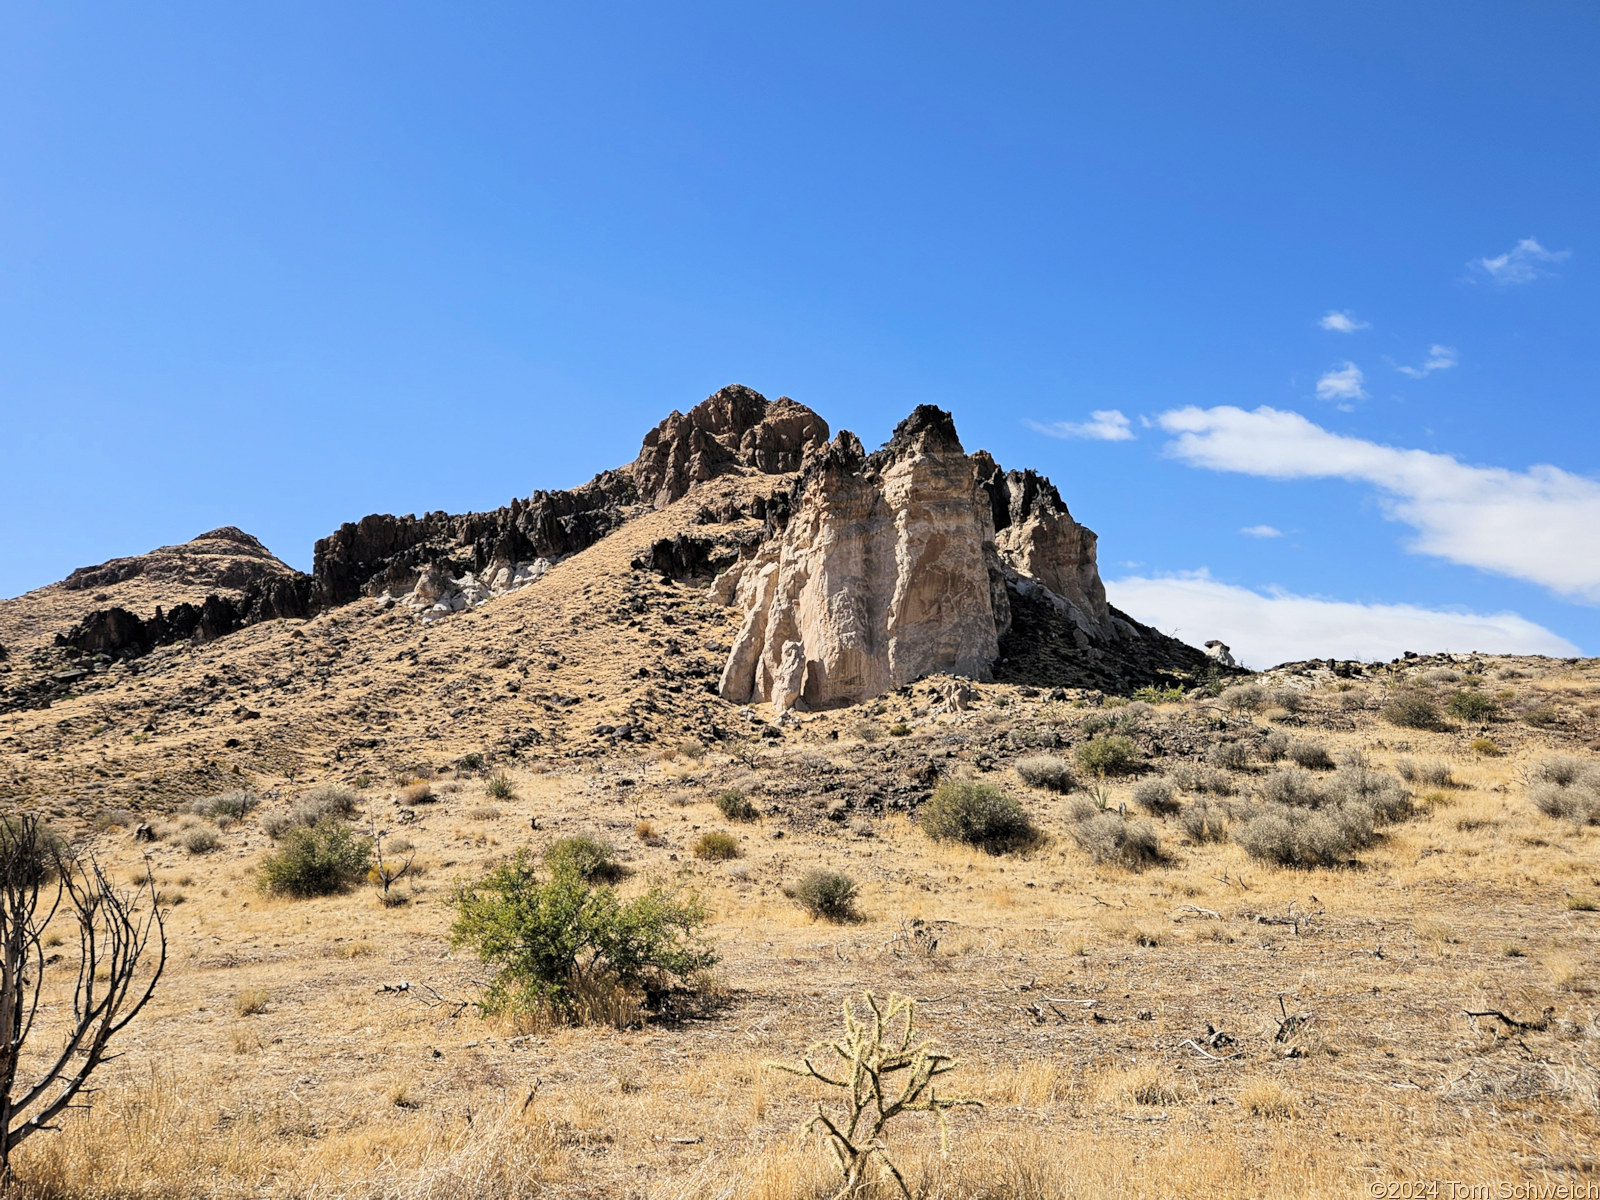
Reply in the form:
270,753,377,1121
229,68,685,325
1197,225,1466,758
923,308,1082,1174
1,389,1595,1199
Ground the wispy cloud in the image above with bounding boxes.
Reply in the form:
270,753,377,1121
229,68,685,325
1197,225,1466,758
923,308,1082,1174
1107,571,1577,669
1315,362,1367,403
1318,310,1369,333
1157,405,1600,601
1025,410,1135,442
1396,344,1458,379
1240,524,1283,538
1473,237,1571,285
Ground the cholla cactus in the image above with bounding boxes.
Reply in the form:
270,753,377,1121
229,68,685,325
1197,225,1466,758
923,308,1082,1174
767,991,980,1199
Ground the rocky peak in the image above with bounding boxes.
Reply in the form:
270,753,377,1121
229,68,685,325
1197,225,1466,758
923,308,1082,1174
631,384,829,508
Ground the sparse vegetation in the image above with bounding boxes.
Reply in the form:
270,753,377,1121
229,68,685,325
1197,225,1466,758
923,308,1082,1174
1015,755,1076,793
1447,689,1498,720
1286,740,1334,770
791,869,859,922
1207,740,1251,771
1472,736,1504,756
399,781,435,806
191,789,258,822
181,825,220,855
1067,804,1163,867
918,780,1037,853
1131,777,1178,815
1383,692,1448,731
1179,798,1230,844
484,772,516,800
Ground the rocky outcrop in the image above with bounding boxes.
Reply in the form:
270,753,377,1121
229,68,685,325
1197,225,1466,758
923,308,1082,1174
60,527,302,595
57,573,313,658
719,406,1014,713
309,385,827,609
718,406,1209,711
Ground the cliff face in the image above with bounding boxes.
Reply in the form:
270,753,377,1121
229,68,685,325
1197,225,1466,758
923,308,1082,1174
719,406,1132,712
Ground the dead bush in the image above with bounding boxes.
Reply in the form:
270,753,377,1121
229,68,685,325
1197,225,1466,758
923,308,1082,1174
1179,799,1230,844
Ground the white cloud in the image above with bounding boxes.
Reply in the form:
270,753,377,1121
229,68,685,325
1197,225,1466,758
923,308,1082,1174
1107,571,1578,669
1240,524,1283,538
1315,362,1367,403
1473,237,1571,285
1025,410,1135,442
1157,405,1600,601
1396,344,1458,379
1318,310,1369,333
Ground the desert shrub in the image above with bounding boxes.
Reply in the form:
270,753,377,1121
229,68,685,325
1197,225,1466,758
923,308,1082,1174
1471,737,1504,757
1220,683,1266,714
1522,703,1561,728
1332,760,1413,824
1260,731,1290,763
181,825,220,855
399,782,435,806
1171,763,1237,796
692,832,740,861
1179,799,1230,844
1421,667,1461,684
192,789,258,821
1132,777,1178,816
1015,755,1076,793
1287,740,1335,771
449,848,716,1018
484,772,516,800
677,739,707,761
1207,740,1251,771
467,805,502,821
713,789,757,821
545,836,624,882
888,722,912,738
259,818,373,897
918,780,1037,853
1235,802,1374,867
1076,735,1142,778
1447,690,1497,721
1068,811,1163,867
1132,684,1186,704
303,784,358,819
1258,768,1327,808
1269,688,1303,714
455,751,487,774
854,722,883,743
1396,758,1454,787
1383,693,1448,731
792,870,859,922
1540,756,1593,787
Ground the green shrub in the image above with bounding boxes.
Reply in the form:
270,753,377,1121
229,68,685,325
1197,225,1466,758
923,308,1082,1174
1383,693,1448,731
792,869,859,922
1076,735,1142,778
259,818,372,897
450,848,716,1017
544,836,623,882
485,772,516,800
1447,690,1497,721
714,789,757,821
1471,737,1503,757
1132,684,1186,705
918,781,1036,853
888,722,912,738
692,832,740,861
1015,755,1076,793
455,752,487,775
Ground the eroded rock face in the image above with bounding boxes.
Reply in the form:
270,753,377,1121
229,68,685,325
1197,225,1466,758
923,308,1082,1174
719,406,1124,711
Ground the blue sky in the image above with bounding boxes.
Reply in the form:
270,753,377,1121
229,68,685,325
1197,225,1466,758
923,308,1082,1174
3,3,1597,666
